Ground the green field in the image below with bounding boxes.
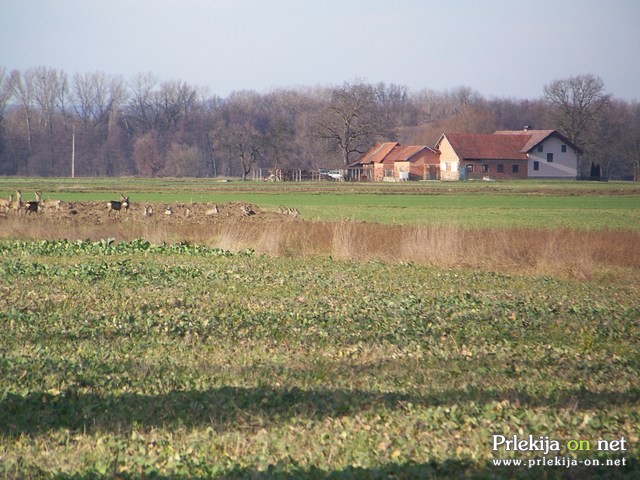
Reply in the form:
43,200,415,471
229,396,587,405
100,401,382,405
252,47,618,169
1,178,639,478
1,177,639,229
0,240,638,479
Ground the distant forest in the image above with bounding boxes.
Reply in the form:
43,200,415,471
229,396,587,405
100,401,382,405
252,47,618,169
0,67,638,180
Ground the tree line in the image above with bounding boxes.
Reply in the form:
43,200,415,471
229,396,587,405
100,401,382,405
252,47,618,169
0,67,638,180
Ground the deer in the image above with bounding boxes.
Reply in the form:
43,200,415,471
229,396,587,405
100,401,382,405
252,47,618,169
107,194,130,215
24,192,41,215
278,207,300,217
240,204,255,216
12,190,23,213
41,194,62,211
0,194,12,211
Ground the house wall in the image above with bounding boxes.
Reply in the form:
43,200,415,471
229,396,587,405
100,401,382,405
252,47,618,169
437,137,461,181
527,135,578,178
373,164,386,182
408,163,423,180
462,160,528,179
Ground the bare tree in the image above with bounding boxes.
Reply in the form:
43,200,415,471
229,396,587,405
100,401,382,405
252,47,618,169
0,67,9,116
229,124,262,180
155,80,198,132
613,100,640,181
544,74,611,173
210,90,266,179
124,72,159,134
72,71,125,127
375,82,415,139
314,80,382,166
7,69,36,154
162,142,203,177
133,131,162,176
0,68,9,173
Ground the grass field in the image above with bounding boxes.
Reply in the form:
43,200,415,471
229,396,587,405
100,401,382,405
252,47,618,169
1,178,639,478
1,177,639,229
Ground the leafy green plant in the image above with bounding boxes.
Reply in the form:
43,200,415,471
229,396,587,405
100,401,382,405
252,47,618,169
0,240,638,478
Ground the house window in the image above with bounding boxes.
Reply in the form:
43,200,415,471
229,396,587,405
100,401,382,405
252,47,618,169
512,164,519,173
537,144,544,152
533,161,539,171
547,153,554,162
497,164,504,173
561,145,567,153
482,164,489,173
466,164,473,173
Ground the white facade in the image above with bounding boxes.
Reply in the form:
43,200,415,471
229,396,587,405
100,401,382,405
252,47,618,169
527,135,578,178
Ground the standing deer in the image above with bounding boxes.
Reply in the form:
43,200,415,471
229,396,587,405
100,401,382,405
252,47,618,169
41,194,62,211
107,194,130,215
24,192,41,215
12,190,23,213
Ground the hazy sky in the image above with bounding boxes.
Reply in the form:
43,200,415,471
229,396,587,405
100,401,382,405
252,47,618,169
2,0,639,100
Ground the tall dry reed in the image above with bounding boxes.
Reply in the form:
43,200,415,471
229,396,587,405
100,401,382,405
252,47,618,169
1,213,638,279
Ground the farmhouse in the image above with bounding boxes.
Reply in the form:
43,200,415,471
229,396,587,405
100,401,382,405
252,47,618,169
435,129,582,180
349,142,440,181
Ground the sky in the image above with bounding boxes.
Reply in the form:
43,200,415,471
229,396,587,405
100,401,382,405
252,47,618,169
2,0,639,101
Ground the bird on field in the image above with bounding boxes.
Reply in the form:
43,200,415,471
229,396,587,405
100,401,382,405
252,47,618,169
165,206,173,216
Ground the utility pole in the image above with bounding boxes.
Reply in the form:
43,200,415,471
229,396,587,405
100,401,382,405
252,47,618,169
71,125,75,178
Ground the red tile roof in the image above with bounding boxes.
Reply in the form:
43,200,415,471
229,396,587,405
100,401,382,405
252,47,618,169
350,142,439,166
385,145,429,163
442,133,529,160
352,142,398,165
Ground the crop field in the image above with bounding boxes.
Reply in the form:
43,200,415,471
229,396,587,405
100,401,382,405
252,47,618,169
1,178,639,479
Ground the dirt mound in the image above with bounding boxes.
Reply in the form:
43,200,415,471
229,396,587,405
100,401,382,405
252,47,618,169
0,200,298,226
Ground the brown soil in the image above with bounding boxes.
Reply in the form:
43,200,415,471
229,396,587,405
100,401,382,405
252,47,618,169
0,201,302,248
1,201,291,227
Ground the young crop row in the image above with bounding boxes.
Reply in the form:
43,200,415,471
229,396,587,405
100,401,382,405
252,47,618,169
0,238,255,257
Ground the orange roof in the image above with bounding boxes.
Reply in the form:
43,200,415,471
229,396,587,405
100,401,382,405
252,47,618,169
385,145,429,163
351,142,440,167
352,142,398,165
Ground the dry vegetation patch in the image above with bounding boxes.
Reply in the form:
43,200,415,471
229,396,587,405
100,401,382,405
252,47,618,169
1,200,638,280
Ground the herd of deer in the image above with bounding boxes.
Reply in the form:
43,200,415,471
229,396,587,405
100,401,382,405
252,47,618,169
0,190,62,214
0,190,300,219
0,191,132,216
